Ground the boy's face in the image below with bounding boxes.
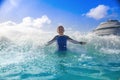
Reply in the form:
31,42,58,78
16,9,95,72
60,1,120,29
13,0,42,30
57,27,64,35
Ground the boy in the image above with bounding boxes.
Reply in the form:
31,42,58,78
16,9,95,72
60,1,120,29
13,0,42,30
46,26,86,51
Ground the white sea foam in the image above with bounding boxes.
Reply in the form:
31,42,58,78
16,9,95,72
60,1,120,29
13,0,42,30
0,18,120,68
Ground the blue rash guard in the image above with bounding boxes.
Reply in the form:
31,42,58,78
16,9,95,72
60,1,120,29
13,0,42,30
56,35,68,51
47,35,80,51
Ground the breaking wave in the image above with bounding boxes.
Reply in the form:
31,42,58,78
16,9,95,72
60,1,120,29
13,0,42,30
0,28,120,80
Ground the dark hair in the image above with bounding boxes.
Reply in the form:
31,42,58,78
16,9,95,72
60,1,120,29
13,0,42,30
58,25,64,28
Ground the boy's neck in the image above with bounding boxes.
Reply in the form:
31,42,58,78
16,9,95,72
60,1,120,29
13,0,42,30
59,33,64,36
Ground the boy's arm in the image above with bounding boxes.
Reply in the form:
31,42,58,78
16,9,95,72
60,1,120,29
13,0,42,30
46,36,57,46
67,36,86,45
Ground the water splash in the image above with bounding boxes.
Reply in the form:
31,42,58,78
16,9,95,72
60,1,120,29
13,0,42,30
0,26,120,80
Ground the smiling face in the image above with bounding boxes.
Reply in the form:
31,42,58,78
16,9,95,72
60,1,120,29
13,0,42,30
57,26,64,35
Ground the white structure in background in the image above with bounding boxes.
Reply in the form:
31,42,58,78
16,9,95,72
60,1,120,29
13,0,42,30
93,20,120,36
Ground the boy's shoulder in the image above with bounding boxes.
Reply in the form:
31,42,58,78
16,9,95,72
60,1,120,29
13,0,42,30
53,35,59,38
64,35,70,38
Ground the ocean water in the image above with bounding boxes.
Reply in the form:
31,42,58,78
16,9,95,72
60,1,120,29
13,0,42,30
0,31,120,80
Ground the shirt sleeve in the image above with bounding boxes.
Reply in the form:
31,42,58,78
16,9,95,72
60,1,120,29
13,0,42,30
67,36,80,44
46,35,57,45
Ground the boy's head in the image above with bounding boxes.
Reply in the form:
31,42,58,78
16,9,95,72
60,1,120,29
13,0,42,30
57,25,64,35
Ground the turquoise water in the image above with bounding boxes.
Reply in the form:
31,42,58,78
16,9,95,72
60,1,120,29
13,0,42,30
0,33,120,80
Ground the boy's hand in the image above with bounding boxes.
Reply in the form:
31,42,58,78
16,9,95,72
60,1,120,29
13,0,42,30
79,42,86,45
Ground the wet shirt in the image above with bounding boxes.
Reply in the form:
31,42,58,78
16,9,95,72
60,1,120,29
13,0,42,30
56,35,68,51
